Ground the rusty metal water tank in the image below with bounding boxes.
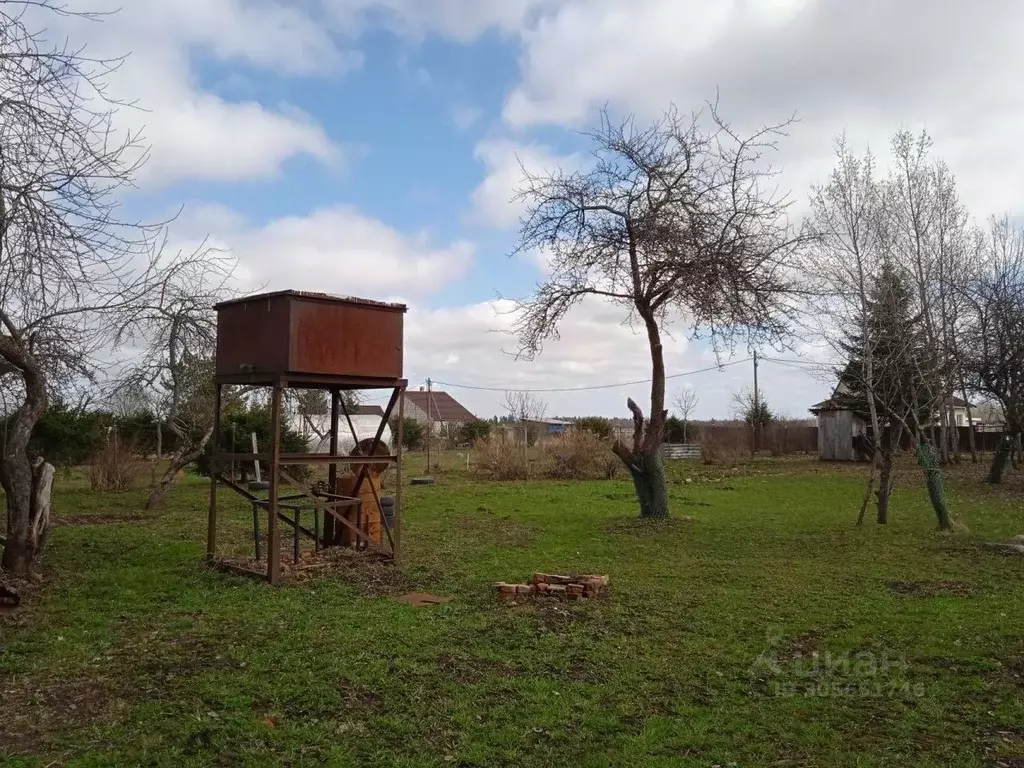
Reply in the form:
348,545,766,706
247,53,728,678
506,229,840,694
214,290,407,384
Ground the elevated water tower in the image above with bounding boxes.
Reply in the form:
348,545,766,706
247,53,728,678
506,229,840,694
207,290,407,584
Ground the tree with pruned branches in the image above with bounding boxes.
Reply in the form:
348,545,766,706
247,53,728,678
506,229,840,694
510,104,808,518
0,1,231,574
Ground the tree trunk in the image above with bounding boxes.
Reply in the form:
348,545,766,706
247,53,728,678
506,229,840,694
917,442,950,530
619,445,669,519
988,434,1015,484
857,460,877,526
156,420,163,460
876,452,894,525
0,343,50,577
611,309,670,519
146,428,213,509
960,378,977,463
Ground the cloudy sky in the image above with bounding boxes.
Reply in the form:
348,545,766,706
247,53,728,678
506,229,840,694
46,0,1024,419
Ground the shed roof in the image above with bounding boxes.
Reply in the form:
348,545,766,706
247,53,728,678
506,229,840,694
214,289,406,311
403,390,475,422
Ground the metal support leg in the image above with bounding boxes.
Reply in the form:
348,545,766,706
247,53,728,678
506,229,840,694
252,502,261,561
268,384,283,585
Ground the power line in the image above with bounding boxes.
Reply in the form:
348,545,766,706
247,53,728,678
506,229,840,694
430,359,751,394
760,356,832,369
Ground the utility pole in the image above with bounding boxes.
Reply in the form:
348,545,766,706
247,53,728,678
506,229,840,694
426,377,433,474
752,351,760,456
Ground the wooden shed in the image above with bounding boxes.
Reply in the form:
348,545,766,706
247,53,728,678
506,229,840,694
810,398,867,462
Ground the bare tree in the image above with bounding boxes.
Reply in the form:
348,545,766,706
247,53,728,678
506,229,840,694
116,252,235,509
0,2,230,572
673,387,699,442
809,134,966,530
959,216,1024,483
503,390,546,448
511,104,806,518
806,139,892,523
732,387,774,428
884,130,970,468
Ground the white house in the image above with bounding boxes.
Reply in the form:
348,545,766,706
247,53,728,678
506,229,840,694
402,390,476,434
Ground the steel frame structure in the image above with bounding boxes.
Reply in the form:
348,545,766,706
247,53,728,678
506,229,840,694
206,372,406,584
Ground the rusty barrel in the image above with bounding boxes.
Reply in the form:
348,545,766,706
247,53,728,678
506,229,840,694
334,473,382,547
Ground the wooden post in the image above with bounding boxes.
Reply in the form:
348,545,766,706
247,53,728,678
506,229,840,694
752,350,759,457
206,383,222,563
267,383,283,585
395,386,404,561
426,378,433,474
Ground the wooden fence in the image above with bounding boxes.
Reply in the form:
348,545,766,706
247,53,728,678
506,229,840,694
697,424,818,456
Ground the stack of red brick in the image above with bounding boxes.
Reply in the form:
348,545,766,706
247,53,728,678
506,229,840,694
493,573,609,601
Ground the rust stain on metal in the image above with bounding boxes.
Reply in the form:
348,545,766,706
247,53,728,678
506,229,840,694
215,290,406,379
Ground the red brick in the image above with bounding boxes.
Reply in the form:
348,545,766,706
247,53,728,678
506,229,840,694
535,582,551,593
548,584,567,598
516,584,532,594
545,574,573,585
530,573,548,584
566,583,584,595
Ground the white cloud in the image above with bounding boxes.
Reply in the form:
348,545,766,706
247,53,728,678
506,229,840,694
46,0,350,186
469,139,577,228
498,0,1024,218
402,296,828,419
178,204,474,298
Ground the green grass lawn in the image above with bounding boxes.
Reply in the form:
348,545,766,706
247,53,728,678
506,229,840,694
2,456,1023,767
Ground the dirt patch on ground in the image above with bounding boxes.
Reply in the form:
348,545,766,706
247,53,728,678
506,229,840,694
887,579,975,597
0,674,122,755
604,517,696,537
528,600,595,634
215,548,424,597
435,653,521,684
0,571,35,619
985,728,1024,767
995,655,1024,688
250,678,383,724
776,630,824,662
55,515,147,526
314,551,419,596
130,633,244,680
